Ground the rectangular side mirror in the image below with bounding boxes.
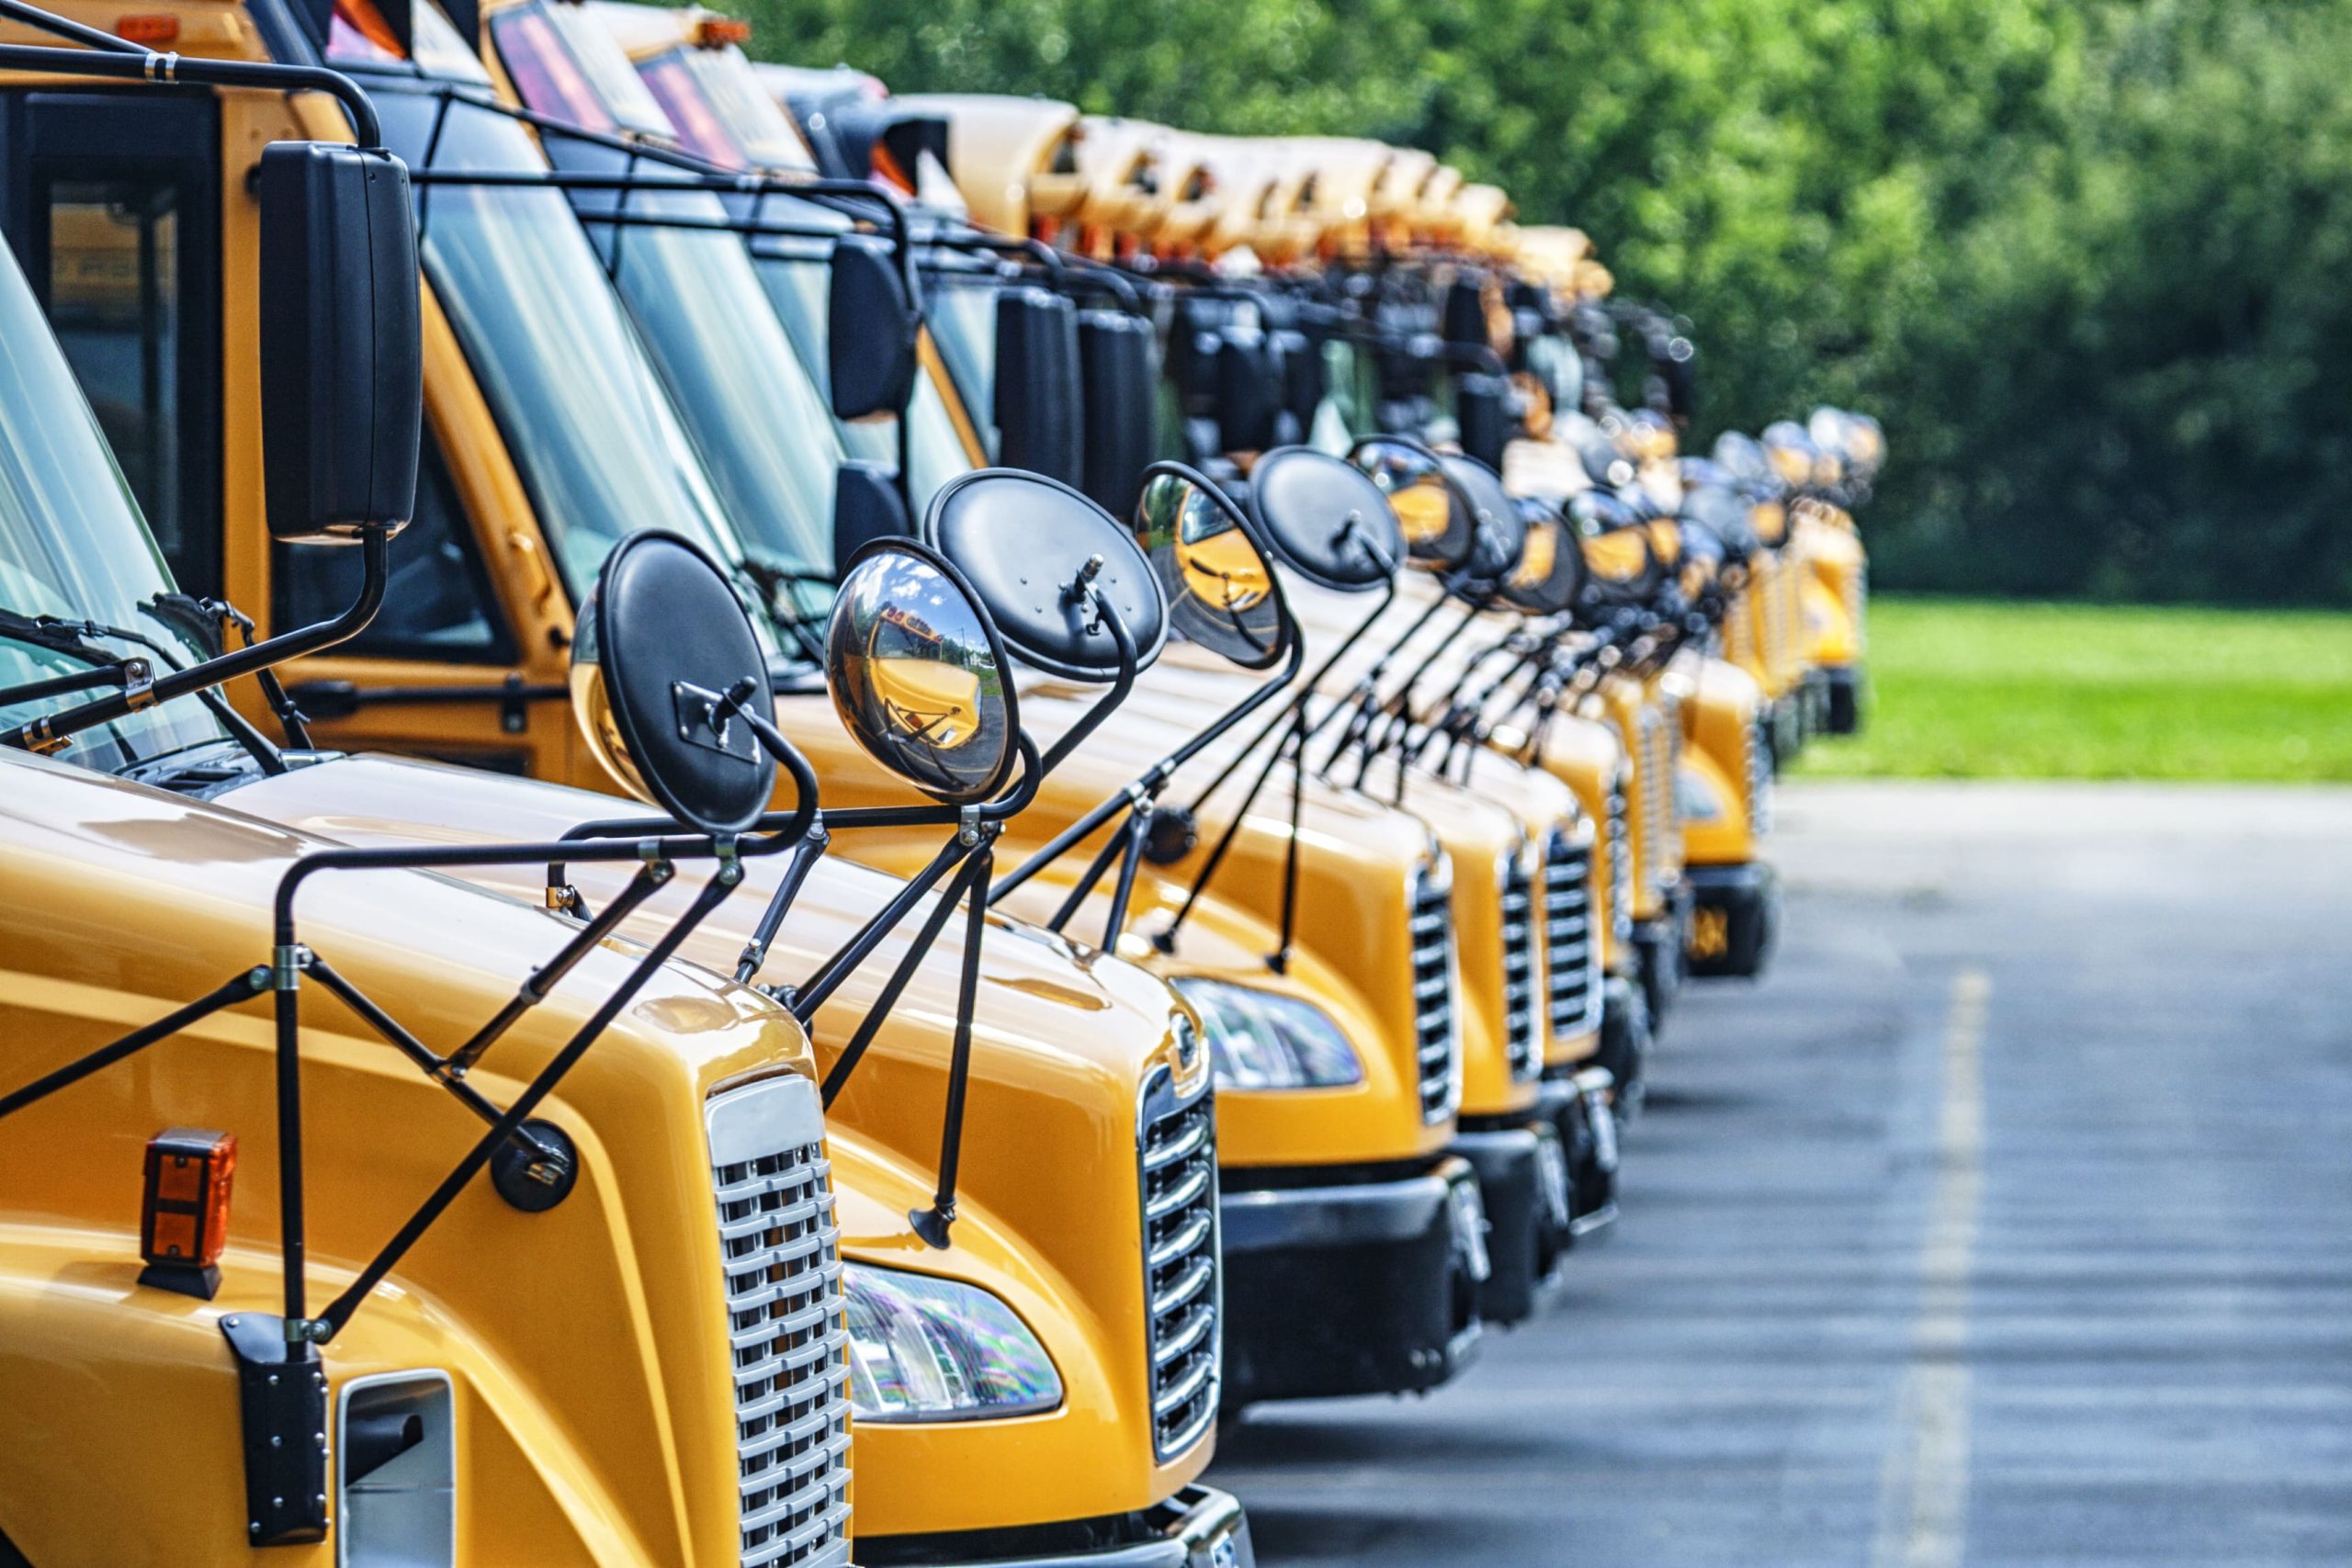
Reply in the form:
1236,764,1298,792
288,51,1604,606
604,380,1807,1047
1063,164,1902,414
1076,309,1159,517
993,285,1082,484
257,141,422,543
829,235,920,421
833,459,911,565
1456,370,1510,471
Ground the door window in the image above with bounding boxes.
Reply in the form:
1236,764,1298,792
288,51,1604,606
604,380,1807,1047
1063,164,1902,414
274,434,516,660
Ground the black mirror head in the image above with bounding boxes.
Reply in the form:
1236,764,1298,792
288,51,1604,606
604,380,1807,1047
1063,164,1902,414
833,459,912,566
994,286,1084,485
923,468,1168,682
826,537,1020,804
1248,446,1403,594
1347,434,1474,573
1499,495,1585,616
257,141,421,544
1456,371,1511,472
572,532,776,835
828,235,920,422
1133,462,1290,671
1436,453,1525,586
1077,308,1160,518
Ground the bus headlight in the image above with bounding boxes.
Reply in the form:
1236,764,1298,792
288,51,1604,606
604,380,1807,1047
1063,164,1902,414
843,1265,1063,1421
1172,979,1363,1089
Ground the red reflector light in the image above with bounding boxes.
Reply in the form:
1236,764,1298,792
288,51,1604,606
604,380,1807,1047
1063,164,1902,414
140,1128,236,1299
114,13,177,42
695,16,751,48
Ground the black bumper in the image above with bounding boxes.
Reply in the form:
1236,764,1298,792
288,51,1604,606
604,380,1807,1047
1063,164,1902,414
1536,1068,1621,1238
855,1483,1254,1568
1631,881,1690,1027
1451,1122,1572,1323
1824,663,1862,734
1219,1157,1484,1404
1685,860,1781,979
1596,974,1652,1114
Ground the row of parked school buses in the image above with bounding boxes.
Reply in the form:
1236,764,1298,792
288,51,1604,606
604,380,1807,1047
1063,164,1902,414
0,0,1882,1562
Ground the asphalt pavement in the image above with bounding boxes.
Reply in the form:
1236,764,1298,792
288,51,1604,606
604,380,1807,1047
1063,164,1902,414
1209,781,2352,1567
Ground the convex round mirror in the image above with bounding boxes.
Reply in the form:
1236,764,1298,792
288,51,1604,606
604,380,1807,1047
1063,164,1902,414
1500,495,1586,615
1559,411,1634,489
1133,463,1291,670
572,530,778,835
1761,421,1821,490
1249,446,1404,593
1568,491,1665,604
1347,435,1475,572
923,468,1168,682
826,538,1019,805
1436,453,1527,588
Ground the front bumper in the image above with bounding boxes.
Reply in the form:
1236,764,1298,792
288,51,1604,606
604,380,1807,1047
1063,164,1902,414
1220,1157,1485,1404
1536,1067,1620,1238
1451,1122,1572,1323
1685,860,1781,979
1823,663,1862,734
1597,975,1652,1114
855,1484,1255,1568
1631,881,1691,1026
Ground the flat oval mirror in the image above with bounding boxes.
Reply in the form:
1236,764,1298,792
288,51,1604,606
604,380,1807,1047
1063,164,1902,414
1134,463,1290,670
1438,453,1527,585
826,538,1019,804
572,530,778,835
923,468,1168,682
1500,495,1585,615
1347,434,1473,572
1248,445,1404,593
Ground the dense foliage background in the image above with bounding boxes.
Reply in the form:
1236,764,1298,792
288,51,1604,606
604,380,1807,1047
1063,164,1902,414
741,0,2352,605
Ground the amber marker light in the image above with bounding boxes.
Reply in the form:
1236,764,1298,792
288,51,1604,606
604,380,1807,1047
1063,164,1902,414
139,1128,237,1300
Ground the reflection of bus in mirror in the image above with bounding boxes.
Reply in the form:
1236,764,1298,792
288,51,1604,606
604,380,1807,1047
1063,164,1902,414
1176,507,1272,615
869,603,985,750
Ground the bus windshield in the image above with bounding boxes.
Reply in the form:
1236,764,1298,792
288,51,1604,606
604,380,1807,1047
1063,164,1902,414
371,88,762,609
0,240,224,773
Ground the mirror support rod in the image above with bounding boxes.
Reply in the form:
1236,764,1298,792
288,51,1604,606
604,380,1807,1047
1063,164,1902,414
8,530,390,756
0,41,380,147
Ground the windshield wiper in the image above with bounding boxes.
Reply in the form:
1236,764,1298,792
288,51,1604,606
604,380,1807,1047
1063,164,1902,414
0,607,154,707
736,558,832,667
0,604,285,776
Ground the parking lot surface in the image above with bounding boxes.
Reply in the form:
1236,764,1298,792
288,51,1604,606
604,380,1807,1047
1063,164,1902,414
1210,781,2352,1567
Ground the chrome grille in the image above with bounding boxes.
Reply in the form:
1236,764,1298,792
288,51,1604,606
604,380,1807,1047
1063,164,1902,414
1408,861,1458,1122
1635,706,1674,900
706,1075,853,1568
1605,774,1634,946
1139,1058,1219,1461
1498,852,1539,1081
1542,828,1602,1041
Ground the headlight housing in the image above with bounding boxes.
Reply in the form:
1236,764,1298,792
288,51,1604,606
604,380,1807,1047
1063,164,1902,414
843,1265,1062,1422
1171,978,1363,1090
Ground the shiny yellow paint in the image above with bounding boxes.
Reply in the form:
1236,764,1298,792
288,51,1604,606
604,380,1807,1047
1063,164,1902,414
12,4,1218,1540
777,682,1457,1169
1795,503,1867,671
225,755,1214,1533
1674,655,1764,867
0,750,812,1566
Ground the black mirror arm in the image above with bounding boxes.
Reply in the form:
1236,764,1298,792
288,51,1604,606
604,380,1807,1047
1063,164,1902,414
0,40,381,146
1035,581,1139,778
8,528,389,757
